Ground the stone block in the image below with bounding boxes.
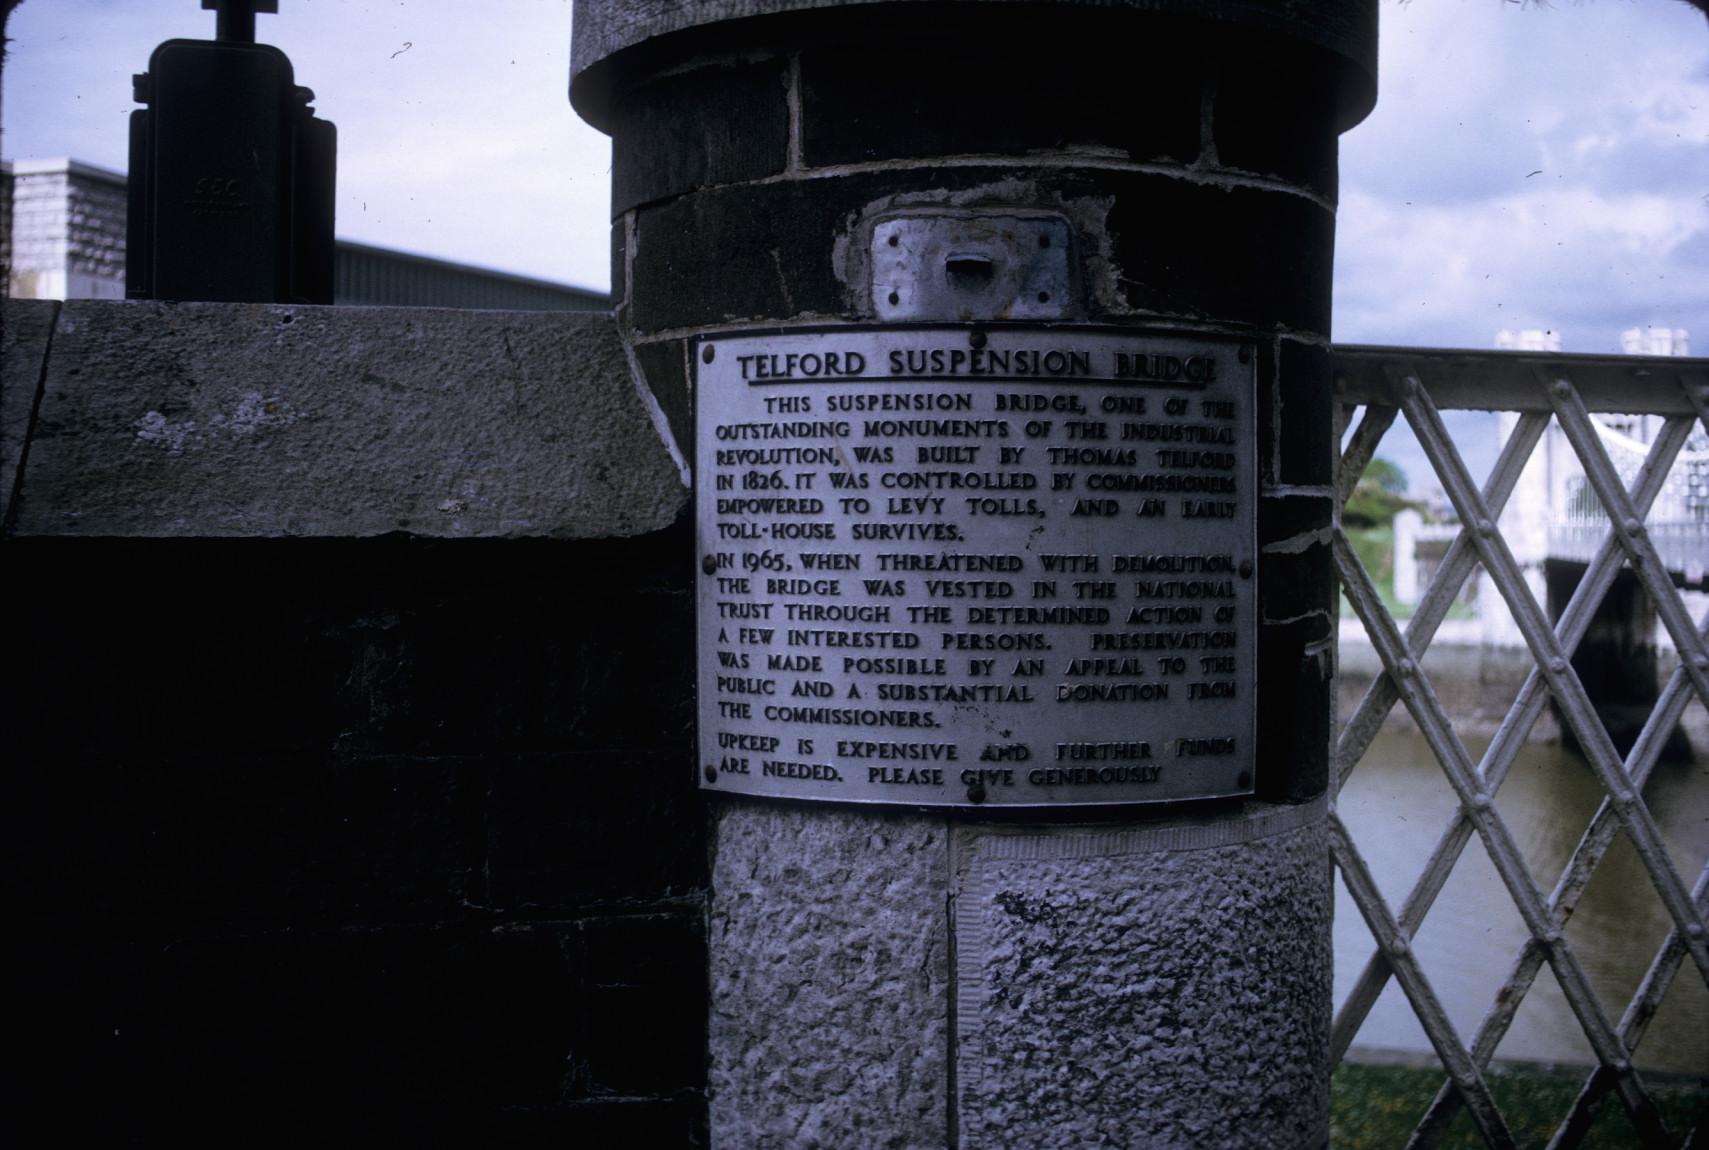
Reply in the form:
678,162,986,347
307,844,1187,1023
1255,613,1335,802
1254,491,1335,796
1103,174,1336,334
708,804,950,1149
955,803,1332,1148
1278,338,1336,487
1259,490,1333,552
4,531,693,758
9,930,149,1140
144,923,490,1142
481,916,711,1102
1261,535,1335,628
1213,59,1340,200
1259,491,1335,627
487,1097,706,1146
11,301,684,539
610,58,791,215
486,750,702,910
799,31,1200,168
580,912,708,1092
480,922,589,1103
151,754,482,927
12,911,710,1142
297,536,694,757
630,176,857,332
2,299,57,524
6,752,482,932
4,541,372,755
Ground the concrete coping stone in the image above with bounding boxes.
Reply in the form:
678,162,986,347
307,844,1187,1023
5,299,688,540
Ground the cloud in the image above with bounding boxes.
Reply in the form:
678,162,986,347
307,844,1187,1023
1334,0,1709,351
1333,182,1706,350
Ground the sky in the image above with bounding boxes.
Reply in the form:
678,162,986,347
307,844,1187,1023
3,0,609,289
2,0,1705,349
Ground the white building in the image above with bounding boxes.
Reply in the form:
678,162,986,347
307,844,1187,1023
1,158,129,301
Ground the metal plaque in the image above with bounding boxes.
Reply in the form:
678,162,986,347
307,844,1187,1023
696,326,1256,808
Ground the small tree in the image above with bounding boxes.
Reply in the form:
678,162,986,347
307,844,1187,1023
1343,457,1417,529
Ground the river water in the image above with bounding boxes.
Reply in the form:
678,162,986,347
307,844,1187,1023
1334,728,1709,1076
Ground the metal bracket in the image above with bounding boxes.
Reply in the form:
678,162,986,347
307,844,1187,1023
871,211,1072,322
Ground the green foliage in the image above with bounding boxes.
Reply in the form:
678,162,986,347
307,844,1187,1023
1345,524,1393,587
1364,456,1409,497
1339,454,1421,533
1331,1061,1707,1149
1344,456,1419,530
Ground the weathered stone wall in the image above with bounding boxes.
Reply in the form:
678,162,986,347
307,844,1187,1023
3,298,710,1144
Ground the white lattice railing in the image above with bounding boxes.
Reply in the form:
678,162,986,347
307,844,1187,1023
1329,346,1709,1149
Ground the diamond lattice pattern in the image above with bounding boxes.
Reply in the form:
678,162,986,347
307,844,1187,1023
1331,354,1709,1149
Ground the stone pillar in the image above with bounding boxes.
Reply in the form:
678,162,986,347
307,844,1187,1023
571,4,1375,1144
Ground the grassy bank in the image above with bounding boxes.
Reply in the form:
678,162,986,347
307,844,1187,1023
1332,1061,1705,1148
1339,522,1476,623
1341,524,1408,619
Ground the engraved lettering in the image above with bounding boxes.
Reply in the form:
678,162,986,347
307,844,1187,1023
696,329,1254,806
